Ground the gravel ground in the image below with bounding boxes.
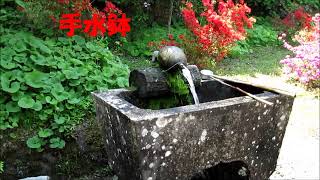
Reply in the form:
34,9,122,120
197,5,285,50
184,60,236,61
226,74,320,180
270,97,320,180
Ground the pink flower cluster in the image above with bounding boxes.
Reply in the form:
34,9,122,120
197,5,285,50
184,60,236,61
279,14,320,86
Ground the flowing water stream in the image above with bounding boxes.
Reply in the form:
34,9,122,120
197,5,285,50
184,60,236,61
180,64,200,105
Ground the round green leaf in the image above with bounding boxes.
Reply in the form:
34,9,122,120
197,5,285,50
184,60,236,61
69,79,82,86
45,96,58,105
1,70,25,93
38,129,53,138
68,97,81,104
58,126,65,133
9,115,19,128
25,70,48,88
32,100,43,111
13,53,27,63
54,117,65,125
28,36,43,48
70,58,83,65
49,137,65,149
30,54,48,66
26,136,42,149
39,43,52,54
1,47,16,56
51,84,68,102
3,81,20,93
62,69,80,80
12,92,24,101
15,69,25,83
28,37,51,54
72,35,85,45
1,55,16,69
18,95,35,109
66,90,81,104
1,72,20,93
6,101,21,112
13,41,27,52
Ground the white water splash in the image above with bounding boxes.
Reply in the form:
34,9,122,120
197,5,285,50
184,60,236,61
181,64,200,105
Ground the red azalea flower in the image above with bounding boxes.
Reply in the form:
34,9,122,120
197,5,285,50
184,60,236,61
148,41,155,47
178,34,185,39
104,1,122,14
294,8,304,20
186,2,193,9
202,0,212,7
181,0,255,60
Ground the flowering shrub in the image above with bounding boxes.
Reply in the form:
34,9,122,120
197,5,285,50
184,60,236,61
181,0,255,61
280,7,315,43
282,7,313,30
279,14,320,87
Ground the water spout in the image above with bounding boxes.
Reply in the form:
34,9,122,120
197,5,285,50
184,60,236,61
180,64,200,105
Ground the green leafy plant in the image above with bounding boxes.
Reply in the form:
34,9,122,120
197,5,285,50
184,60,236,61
0,28,129,150
49,137,66,149
167,72,190,97
230,18,281,58
26,135,45,151
146,72,192,110
38,128,54,138
0,161,4,174
246,24,280,46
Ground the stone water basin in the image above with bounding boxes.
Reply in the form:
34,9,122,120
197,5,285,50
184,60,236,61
92,80,294,180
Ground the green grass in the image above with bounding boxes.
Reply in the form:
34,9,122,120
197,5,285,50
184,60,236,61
122,46,290,76
213,46,289,76
121,56,157,70
120,19,290,77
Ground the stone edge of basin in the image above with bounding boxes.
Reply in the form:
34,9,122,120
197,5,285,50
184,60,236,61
91,89,279,121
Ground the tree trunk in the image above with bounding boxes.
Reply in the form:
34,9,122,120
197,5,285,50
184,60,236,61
168,0,174,34
153,0,171,25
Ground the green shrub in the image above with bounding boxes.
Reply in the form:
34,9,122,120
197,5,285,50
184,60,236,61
246,25,280,46
246,0,320,17
120,25,188,57
0,28,129,151
230,18,281,57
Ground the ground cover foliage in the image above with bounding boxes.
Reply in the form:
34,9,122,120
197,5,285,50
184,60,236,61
0,0,129,151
